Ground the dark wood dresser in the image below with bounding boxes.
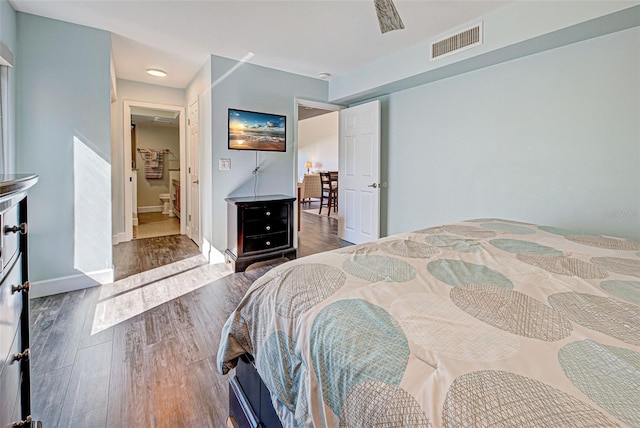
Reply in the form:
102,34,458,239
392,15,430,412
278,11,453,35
225,195,296,272
0,174,38,428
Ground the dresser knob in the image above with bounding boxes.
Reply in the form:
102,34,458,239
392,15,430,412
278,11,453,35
13,348,30,362
265,211,271,216
5,222,27,235
11,415,39,428
265,241,271,246
12,281,31,294
265,225,271,231
226,416,238,428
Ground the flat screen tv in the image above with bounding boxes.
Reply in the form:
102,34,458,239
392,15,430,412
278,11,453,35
228,108,286,152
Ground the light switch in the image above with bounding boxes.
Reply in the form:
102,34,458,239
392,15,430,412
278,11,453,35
219,158,231,170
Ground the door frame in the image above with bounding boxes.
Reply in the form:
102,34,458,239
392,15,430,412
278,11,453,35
293,98,344,245
123,100,186,241
187,97,201,246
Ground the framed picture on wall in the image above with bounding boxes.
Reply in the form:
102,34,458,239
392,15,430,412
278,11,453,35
228,108,286,152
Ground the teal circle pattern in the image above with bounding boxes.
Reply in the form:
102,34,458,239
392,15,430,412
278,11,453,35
425,235,481,252
343,255,417,283
427,259,514,289
489,239,563,256
480,222,535,234
258,331,301,412
559,339,640,427
310,299,410,417
600,280,640,305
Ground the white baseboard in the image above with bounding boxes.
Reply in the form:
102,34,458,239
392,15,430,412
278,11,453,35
138,205,162,213
205,239,227,265
112,232,127,245
201,238,211,263
30,268,114,298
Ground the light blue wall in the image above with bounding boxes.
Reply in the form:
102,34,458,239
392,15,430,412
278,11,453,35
383,27,640,239
17,13,112,282
210,55,327,251
0,0,16,172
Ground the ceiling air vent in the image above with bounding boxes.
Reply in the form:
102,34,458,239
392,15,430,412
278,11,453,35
430,22,483,60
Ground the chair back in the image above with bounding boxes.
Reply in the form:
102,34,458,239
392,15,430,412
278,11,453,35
329,171,338,188
301,174,321,198
320,172,335,191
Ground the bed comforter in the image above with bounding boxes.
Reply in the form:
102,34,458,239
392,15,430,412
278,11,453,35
218,219,640,427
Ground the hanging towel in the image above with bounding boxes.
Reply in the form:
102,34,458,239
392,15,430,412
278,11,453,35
142,149,164,179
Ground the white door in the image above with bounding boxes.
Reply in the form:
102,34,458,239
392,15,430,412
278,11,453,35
338,100,381,244
187,99,200,245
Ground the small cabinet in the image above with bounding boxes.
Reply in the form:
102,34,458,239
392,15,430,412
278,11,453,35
225,195,296,272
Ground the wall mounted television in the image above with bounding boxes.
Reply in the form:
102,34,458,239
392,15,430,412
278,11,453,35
228,108,286,152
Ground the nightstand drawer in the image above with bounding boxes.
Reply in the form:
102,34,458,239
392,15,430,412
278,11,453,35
243,232,288,254
244,218,287,237
243,204,288,222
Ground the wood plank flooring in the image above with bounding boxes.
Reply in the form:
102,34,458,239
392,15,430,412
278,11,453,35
30,210,351,427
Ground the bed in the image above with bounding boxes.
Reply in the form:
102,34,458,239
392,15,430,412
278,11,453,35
217,218,640,427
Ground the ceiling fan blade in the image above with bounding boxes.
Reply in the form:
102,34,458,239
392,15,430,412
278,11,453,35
374,0,405,34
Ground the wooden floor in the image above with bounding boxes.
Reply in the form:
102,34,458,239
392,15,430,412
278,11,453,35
29,209,351,427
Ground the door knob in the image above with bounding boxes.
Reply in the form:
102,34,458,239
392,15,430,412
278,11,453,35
367,183,379,188
192,179,199,184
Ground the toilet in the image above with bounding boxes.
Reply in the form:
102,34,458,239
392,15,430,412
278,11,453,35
159,193,171,215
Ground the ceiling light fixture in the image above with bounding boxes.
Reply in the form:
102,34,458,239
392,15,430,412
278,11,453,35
146,68,167,77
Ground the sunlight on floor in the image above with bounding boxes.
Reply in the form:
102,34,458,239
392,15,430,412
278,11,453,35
91,254,233,334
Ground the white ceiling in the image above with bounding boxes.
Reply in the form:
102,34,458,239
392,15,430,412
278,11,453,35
10,0,513,89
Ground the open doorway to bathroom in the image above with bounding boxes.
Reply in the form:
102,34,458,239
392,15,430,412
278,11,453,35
131,109,181,239
123,101,187,242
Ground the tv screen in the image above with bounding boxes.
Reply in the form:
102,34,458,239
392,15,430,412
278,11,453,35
228,108,286,152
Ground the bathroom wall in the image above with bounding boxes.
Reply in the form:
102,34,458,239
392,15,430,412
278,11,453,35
135,122,180,210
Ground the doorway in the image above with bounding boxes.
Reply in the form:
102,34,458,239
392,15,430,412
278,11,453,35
294,99,343,244
123,100,189,242
131,109,181,239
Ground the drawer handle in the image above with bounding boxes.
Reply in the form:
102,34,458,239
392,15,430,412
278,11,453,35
5,222,28,235
265,225,271,231
12,280,31,294
265,211,271,216
265,241,271,246
13,348,30,362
